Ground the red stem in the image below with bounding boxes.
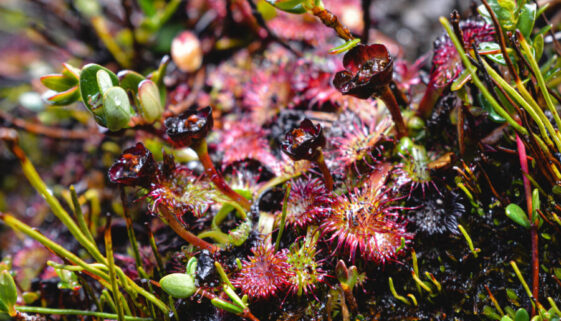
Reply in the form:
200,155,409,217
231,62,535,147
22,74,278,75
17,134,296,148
417,79,444,119
315,150,334,191
516,133,539,311
195,140,252,211
379,85,407,138
158,205,219,253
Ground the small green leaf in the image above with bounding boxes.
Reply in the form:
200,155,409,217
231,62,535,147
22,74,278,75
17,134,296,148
329,38,361,55
265,0,307,13
505,203,531,229
61,63,81,81
186,257,197,277
96,70,113,96
79,64,119,116
0,270,17,316
517,3,537,40
451,69,471,91
118,70,146,95
102,87,134,131
478,93,506,123
501,316,514,321
478,42,506,65
44,86,81,106
160,273,196,299
40,74,77,92
138,79,163,123
533,34,544,61
515,308,530,321
147,55,170,106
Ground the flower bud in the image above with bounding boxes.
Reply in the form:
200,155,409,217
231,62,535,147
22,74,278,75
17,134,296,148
171,31,203,73
165,106,213,148
281,118,326,161
108,143,158,186
160,273,196,299
333,43,394,99
138,79,163,123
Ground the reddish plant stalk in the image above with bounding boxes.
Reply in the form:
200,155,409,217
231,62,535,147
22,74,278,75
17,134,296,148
315,151,334,191
516,133,539,310
195,140,252,211
158,205,219,253
379,85,407,138
310,6,354,41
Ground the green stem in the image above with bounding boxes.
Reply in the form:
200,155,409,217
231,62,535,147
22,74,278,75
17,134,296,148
70,185,96,244
120,187,143,271
481,60,561,152
1,213,169,314
15,306,151,321
195,140,251,211
518,33,561,134
458,224,479,258
275,182,291,251
439,17,527,136
510,261,535,305
105,216,126,321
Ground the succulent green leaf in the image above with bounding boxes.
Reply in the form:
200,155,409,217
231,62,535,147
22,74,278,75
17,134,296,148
515,308,530,321
96,70,114,96
505,203,531,229
61,63,81,81
118,70,146,95
0,271,17,316
501,316,514,321
138,79,163,123
102,87,134,131
160,273,196,299
517,3,536,40
40,74,77,92
44,86,81,106
79,64,119,116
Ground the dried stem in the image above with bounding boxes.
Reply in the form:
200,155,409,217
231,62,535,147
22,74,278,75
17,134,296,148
0,111,95,140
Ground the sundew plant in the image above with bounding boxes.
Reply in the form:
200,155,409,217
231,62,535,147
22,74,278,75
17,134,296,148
1,0,561,320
